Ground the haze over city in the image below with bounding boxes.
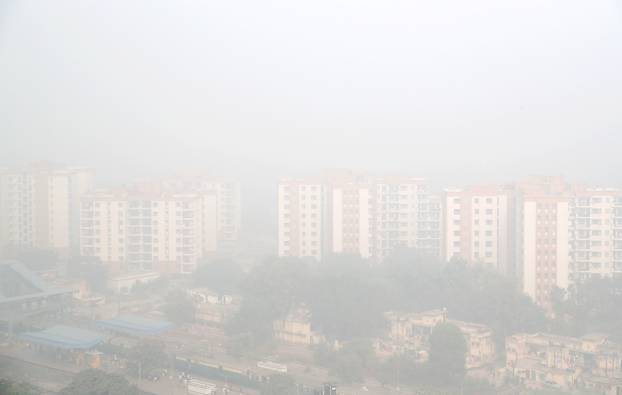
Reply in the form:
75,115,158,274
1,1,622,395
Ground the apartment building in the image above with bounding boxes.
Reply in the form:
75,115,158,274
569,188,622,282
80,175,239,275
506,332,622,394
0,163,93,255
277,171,441,262
443,185,515,274
160,174,241,254
374,176,441,261
515,177,571,308
277,177,325,260
81,189,204,274
325,171,373,259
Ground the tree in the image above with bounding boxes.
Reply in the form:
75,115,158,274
194,259,244,295
427,323,467,385
163,291,195,324
0,379,38,395
66,257,109,294
551,278,622,342
260,374,297,395
228,258,309,340
314,340,377,383
127,341,168,378
58,369,142,395
305,273,388,340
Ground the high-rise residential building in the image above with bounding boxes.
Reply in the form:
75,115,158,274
324,170,373,259
277,171,441,262
160,174,241,255
80,174,239,275
515,177,571,308
443,185,516,275
443,178,622,308
569,188,622,282
277,177,325,260
80,189,204,274
373,176,441,261
0,163,93,256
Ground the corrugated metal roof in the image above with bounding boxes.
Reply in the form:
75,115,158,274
97,314,173,335
20,325,104,349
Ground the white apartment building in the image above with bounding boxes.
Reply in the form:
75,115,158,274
516,177,571,307
373,177,441,261
277,172,441,262
277,178,325,260
0,164,93,255
326,171,373,258
443,185,514,274
80,175,239,275
443,178,622,308
569,188,622,282
81,190,204,274
161,174,241,254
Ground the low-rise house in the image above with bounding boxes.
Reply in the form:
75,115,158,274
272,307,325,346
376,309,496,369
506,332,622,394
375,309,446,360
188,288,239,325
449,320,496,369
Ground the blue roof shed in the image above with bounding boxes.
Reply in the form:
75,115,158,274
20,325,104,349
96,314,173,336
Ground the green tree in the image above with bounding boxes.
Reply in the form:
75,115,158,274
0,379,38,395
127,341,168,378
228,258,309,340
427,323,467,385
58,369,142,395
314,340,377,383
194,259,244,295
163,291,195,324
551,278,622,342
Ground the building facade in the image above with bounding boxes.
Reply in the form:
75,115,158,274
569,188,622,283
80,175,240,275
376,309,496,369
0,163,93,256
506,332,622,394
443,185,515,275
277,171,441,262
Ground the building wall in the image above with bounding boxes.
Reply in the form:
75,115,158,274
443,186,515,274
0,165,93,255
570,190,622,282
278,172,441,262
277,180,324,260
81,189,209,275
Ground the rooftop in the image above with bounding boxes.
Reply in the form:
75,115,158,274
20,325,104,350
97,314,173,336
0,261,70,305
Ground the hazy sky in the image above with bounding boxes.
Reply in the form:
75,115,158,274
1,0,621,186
